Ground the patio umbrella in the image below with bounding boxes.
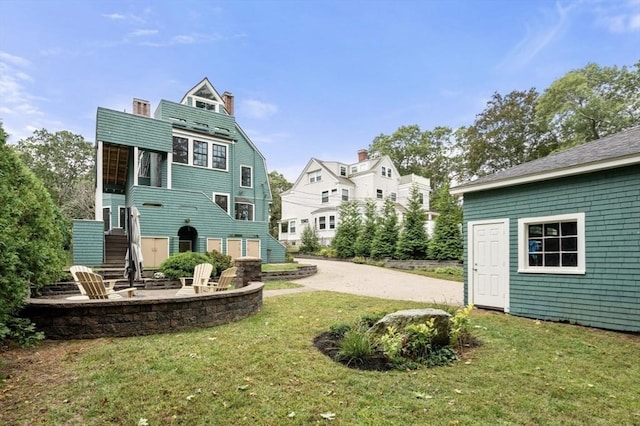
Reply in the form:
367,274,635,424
124,206,143,283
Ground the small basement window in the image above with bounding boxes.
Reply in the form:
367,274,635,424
518,213,585,274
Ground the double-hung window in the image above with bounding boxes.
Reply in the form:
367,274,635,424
212,144,227,170
289,220,296,233
322,191,329,203
376,189,383,199
172,136,189,164
342,189,349,201
518,213,585,274
319,216,326,230
241,166,252,188
309,170,321,183
329,215,335,229
193,140,208,167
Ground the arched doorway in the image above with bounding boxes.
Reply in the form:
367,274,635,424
178,225,198,252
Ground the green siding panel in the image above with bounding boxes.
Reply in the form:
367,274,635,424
462,166,640,332
155,100,236,139
96,108,172,152
72,220,104,266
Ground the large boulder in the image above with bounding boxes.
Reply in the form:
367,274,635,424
367,308,452,347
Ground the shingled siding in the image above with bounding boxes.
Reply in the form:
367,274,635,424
462,165,640,331
96,108,172,152
156,100,237,138
72,220,104,266
130,186,285,262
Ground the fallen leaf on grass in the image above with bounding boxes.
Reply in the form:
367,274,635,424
237,384,249,391
413,392,433,399
186,395,195,401
320,412,336,420
454,389,462,394
138,419,149,426
288,411,296,418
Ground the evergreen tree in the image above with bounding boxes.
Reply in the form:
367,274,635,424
299,224,321,254
331,201,361,258
371,197,399,259
354,199,378,257
396,185,429,260
429,184,463,260
1,124,66,344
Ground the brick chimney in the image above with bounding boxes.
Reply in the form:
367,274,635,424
357,149,369,162
222,91,234,116
133,98,150,117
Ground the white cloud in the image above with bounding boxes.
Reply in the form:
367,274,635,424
498,2,572,71
172,35,196,44
129,29,159,37
241,100,278,119
593,0,640,33
103,13,126,20
0,51,30,67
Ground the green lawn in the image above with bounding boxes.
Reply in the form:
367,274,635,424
2,292,639,425
262,263,298,272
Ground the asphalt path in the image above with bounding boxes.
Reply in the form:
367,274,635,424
265,258,463,305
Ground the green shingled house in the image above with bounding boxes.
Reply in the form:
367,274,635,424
451,126,640,332
73,78,286,268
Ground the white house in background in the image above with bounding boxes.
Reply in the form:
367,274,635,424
279,149,436,247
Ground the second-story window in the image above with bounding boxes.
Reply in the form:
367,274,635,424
212,144,227,170
193,140,208,167
391,192,397,201
377,189,383,199
173,136,189,164
329,215,335,229
381,166,387,177
322,191,329,203
342,189,349,201
289,220,296,233
340,166,346,176
241,166,252,187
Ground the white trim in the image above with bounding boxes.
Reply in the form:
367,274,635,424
246,238,261,258
172,130,230,171
95,141,103,221
133,146,139,186
451,156,640,195
167,152,173,189
467,218,510,312
213,192,230,214
517,212,586,275
117,205,127,228
235,201,255,221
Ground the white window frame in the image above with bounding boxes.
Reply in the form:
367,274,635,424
213,192,230,214
340,166,346,176
240,165,253,188
118,206,127,228
172,131,228,171
376,189,383,199
308,170,322,183
342,189,349,201
517,212,585,275
321,190,329,203
351,166,358,173
390,192,397,201
329,215,335,229
319,216,326,230
381,166,387,177
289,220,296,234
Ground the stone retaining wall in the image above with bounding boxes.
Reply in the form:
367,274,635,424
23,282,264,340
262,264,317,281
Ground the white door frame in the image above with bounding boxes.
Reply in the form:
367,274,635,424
467,218,510,312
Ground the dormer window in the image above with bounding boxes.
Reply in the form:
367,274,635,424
340,166,346,176
195,100,216,111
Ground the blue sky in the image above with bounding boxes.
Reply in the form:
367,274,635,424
1,0,639,181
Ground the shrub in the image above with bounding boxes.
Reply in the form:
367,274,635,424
338,330,373,365
1,126,66,345
160,252,215,279
450,304,474,350
206,250,233,275
318,247,337,258
434,266,463,278
328,323,352,339
299,225,321,254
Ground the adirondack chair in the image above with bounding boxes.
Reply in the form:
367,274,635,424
70,265,118,296
193,267,237,293
71,271,136,299
175,263,214,295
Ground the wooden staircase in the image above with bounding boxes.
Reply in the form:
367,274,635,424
105,234,128,266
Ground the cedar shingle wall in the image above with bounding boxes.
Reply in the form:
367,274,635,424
462,165,640,331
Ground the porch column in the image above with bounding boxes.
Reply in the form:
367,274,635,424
133,146,139,186
95,141,103,221
167,152,172,189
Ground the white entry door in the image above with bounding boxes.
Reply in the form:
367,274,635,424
469,220,509,310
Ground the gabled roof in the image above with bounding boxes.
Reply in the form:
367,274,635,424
180,77,224,105
451,126,640,195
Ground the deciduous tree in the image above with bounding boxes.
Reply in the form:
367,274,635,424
268,171,293,238
16,129,95,219
536,61,640,147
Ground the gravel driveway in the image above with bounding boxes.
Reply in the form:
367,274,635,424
267,258,463,305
